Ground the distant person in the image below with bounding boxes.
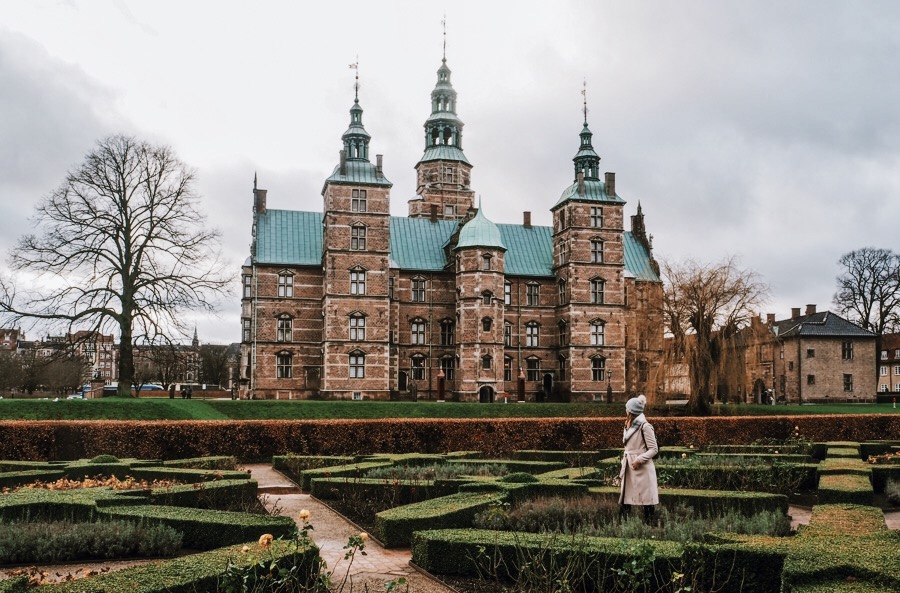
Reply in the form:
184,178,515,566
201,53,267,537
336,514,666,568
619,394,659,523
186,385,193,399
169,384,175,399
180,385,187,399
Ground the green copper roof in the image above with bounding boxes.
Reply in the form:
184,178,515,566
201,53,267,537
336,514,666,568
555,179,623,207
496,224,553,277
456,208,506,251
256,209,658,283
389,218,457,270
324,160,392,188
418,145,472,165
255,210,323,266
623,233,661,282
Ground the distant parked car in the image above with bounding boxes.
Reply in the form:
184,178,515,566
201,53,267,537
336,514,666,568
66,394,84,400
136,384,164,392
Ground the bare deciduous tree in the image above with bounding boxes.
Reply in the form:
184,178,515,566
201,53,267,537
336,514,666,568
1,135,231,396
833,247,900,336
198,344,231,388
660,257,768,415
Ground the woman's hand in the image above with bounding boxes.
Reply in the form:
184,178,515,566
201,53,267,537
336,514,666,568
631,459,643,470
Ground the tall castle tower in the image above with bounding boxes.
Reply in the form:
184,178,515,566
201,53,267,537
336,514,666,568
408,51,475,220
320,78,393,399
550,98,627,399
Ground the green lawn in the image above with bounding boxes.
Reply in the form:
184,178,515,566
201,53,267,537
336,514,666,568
0,396,895,421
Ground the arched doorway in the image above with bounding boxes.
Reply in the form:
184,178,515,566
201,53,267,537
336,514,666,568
479,385,494,403
542,373,554,401
753,379,768,404
398,371,408,392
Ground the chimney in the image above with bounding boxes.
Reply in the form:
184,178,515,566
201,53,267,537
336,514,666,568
523,211,532,228
805,304,817,316
791,307,801,320
376,154,383,179
766,313,775,325
254,188,267,215
339,150,347,176
430,203,438,222
605,171,616,197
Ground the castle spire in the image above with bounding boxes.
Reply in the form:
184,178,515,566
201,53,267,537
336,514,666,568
417,36,470,166
573,80,601,181
342,58,371,162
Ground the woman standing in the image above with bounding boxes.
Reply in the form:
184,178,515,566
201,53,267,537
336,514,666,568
618,394,659,522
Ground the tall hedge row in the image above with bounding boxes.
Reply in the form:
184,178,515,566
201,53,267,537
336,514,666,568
0,415,897,461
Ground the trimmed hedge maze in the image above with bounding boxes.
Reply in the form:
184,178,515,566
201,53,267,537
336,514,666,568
277,441,899,592
0,456,318,592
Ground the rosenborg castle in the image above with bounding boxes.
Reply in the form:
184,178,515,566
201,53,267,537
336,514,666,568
238,55,664,402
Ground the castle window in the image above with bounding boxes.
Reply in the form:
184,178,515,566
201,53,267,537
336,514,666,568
411,319,426,345
444,204,455,217
349,351,365,378
526,284,539,306
351,189,367,212
592,357,606,381
482,355,492,370
591,240,604,263
411,355,426,381
526,358,541,381
559,210,566,229
591,321,606,346
351,225,367,250
807,374,815,385
444,167,454,183
482,291,492,305
558,356,567,381
412,278,426,302
526,322,540,347
243,275,252,298
350,269,366,295
482,255,492,271
844,374,853,391
558,320,568,347
504,356,512,382
482,317,493,332
558,280,567,305
504,322,512,346
277,273,293,297
807,348,815,358
349,314,366,341
504,282,512,305
591,279,605,304
842,341,854,360
557,242,567,266
277,316,292,343
638,360,650,382
276,352,293,379
242,319,251,342
441,356,455,381
441,319,455,346
389,276,395,300
590,207,603,228
881,366,888,376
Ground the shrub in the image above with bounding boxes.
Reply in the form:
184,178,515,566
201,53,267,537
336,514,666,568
498,472,539,483
89,454,121,464
885,479,900,506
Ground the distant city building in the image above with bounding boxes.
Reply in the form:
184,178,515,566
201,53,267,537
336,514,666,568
239,55,664,401
877,333,900,395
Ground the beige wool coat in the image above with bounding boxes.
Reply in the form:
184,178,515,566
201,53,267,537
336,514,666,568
618,414,660,506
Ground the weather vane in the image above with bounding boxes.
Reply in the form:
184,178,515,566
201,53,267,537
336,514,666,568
442,15,447,61
349,55,359,100
582,79,589,124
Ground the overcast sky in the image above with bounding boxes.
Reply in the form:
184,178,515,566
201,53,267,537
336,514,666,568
2,0,899,345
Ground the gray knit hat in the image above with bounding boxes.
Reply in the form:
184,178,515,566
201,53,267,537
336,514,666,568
625,394,647,415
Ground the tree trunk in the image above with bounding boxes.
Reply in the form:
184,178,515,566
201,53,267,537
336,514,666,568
118,312,134,397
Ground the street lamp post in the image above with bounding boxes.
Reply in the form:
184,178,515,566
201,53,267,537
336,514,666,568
606,371,613,404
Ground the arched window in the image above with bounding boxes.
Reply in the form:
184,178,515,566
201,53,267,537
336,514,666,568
504,356,513,381
558,280,567,305
276,351,292,379
526,357,541,381
349,313,366,341
482,255,491,270
558,320,568,347
440,319,455,345
591,321,606,346
482,317,493,332
276,315,292,343
592,357,606,382
349,351,365,378
482,290,493,305
558,355,567,381
350,268,366,295
504,321,512,346
481,355,492,370
351,224,367,250
441,356,455,381
410,319,426,345
411,354,426,381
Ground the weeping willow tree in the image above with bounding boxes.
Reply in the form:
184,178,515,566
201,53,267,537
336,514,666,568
657,257,769,415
